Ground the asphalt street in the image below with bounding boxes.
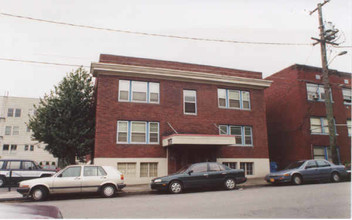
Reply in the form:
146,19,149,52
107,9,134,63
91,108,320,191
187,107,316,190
6,182,351,218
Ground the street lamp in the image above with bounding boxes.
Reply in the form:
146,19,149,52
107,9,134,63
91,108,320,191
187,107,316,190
328,51,348,67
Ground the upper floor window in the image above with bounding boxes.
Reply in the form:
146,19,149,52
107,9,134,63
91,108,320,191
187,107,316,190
118,80,159,104
12,126,19,135
15,109,21,117
5,126,11,135
183,90,197,115
7,108,14,117
342,88,351,105
117,121,159,144
219,125,253,146
217,89,250,110
347,120,351,136
306,83,332,102
310,117,335,135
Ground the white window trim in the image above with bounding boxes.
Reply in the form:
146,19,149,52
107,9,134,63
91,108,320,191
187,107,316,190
342,88,352,105
218,89,251,110
219,125,253,147
116,121,129,144
183,90,197,115
310,117,337,135
148,122,160,144
148,82,160,104
306,83,333,102
130,121,148,144
118,80,160,104
118,80,130,103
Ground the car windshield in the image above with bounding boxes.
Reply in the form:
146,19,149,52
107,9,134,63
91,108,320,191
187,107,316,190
175,164,192,174
285,161,305,170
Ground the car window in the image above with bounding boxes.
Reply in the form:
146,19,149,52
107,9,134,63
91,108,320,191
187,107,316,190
61,167,81,177
219,164,227,171
316,160,330,167
6,161,21,169
209,163,221,172
83,166,106,176
22,162,37,170
306,161,317,168
191,164,207,173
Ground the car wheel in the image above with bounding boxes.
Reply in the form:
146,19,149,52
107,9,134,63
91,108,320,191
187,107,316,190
31,186,48,201
292,174,303,185
168,181,183,194
331,172,340,183
0,176,5,187
101,184,116,198
224,178,236,190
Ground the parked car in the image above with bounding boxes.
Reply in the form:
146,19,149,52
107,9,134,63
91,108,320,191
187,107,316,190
0,204,63,218
0,159,56,187
265,159,349,185
151,162,247,194
17,165,126,201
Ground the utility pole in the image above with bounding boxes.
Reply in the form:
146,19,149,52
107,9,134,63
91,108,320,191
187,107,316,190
310,0,339,164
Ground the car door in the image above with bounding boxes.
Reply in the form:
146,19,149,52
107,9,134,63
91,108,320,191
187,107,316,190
182,163,209,189
207,163,226,187
5,161,22,183
20,161,41,181
52,166,82,194
81,166,107,193
300,160,318,181
316,160,332,180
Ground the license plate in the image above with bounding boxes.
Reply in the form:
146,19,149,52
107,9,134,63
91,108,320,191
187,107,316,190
270,178,275,182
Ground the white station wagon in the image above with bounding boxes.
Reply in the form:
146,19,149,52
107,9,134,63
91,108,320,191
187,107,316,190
17,165,126,201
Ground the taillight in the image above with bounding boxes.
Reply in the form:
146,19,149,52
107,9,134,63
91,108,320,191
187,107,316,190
120,174,124,180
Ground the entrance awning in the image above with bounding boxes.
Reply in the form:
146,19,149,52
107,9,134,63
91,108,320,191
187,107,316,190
162,134,236,147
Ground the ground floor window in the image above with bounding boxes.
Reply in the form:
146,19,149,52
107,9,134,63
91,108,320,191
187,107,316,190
222,162,237,169
117,162,137,177
140,162,158,177
240,162,254,175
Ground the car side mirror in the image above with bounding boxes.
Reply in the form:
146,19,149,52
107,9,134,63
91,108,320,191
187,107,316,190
188,170,194,175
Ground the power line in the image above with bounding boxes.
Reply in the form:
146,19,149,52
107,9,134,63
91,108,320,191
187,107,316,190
0,57,89,68
0,12,313,46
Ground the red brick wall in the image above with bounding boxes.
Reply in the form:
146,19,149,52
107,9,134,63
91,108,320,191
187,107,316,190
95,74,270,160
265,65,351,168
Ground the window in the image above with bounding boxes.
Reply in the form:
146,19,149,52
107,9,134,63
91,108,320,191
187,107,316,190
209,163,221,172
24,145,29,151
305,161,317,168
6,161,21,169
2,144,9,151
119,80,159,104
313,146,332,161
26,126,31,132
220,125,253,146
306,83,332,101
28,109,36,116
191,163,207,173
310,117,335,135
46,162,49,165
183,90,197,115
316,160,330,167
117,163,136,176
0,161,4,169
342,89,352,105
240,162,253,175
149,122,159,144
10,145,17,151
30,145,34,151
12,126,19,135
61,167,81,177
7,108,14,117
140,162,158,177
22,161,37,170
117,121,159,144
84,166,106,177
52,162,56,165
5,126,11,135
218,89,251,110
131,121,147,143
15,109,21,117
347,120,351,136
223,162,237,169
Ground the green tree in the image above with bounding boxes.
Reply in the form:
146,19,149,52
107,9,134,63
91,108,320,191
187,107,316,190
29,67,95,167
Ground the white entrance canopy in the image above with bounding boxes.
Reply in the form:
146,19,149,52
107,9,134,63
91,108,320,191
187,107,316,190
162,134,236,147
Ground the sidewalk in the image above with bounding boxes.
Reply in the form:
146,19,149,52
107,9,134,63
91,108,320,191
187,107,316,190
0,178,269,202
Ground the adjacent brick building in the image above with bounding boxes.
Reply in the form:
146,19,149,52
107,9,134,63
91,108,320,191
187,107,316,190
91,54,272,184
265,64,351,169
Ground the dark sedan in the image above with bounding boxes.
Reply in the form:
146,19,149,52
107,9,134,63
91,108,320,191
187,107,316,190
265,159,349,185
151,162,247,194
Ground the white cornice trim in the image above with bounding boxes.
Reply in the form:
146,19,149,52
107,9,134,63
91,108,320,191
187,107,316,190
91,62,272,89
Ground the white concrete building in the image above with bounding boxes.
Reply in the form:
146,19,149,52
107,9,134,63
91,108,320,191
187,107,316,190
0,96,58,167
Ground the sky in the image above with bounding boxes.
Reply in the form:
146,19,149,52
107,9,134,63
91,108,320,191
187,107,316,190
0,0,351,98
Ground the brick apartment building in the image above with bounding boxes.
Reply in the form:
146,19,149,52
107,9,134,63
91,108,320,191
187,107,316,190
91,54,272,184
265,64,351,169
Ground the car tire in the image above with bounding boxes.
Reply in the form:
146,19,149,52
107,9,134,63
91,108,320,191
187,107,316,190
331,172,340,183
0,176,5,187
291,174,303,185
101,184,116,198
31,186,48,201
224,178,236,190
168,181,183,194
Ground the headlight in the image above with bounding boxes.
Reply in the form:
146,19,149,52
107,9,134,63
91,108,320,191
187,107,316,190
154,179,162,183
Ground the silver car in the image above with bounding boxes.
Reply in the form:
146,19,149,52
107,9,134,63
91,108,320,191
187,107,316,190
17,165,126,201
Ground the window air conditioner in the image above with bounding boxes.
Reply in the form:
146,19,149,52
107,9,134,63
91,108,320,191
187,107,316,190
312,94,319,100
